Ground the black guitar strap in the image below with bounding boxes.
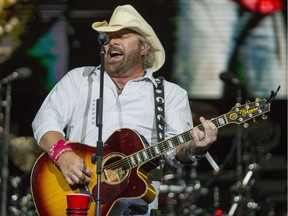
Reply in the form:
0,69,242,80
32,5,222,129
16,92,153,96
150,77,165,216
154,77,165,142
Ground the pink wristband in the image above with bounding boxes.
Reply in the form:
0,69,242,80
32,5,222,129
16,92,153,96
49,139,73,165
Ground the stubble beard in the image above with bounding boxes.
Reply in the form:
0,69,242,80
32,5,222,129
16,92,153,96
105,48,142,77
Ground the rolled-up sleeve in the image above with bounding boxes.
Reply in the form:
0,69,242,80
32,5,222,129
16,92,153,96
162,82,193,166
32,69,81,144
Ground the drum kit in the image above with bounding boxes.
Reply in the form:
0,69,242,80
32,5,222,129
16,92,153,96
1,102,285,215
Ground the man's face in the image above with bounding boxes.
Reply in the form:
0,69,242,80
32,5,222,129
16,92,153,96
103,29,147,76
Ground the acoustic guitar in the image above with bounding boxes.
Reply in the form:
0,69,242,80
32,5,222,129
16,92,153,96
31,97,273,216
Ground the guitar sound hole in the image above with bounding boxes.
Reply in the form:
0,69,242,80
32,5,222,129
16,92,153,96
103,154,128,185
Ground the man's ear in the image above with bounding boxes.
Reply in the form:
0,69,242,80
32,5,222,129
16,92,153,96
140,43,151,55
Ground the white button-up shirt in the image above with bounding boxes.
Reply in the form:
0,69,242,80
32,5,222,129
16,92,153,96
32,66,193,215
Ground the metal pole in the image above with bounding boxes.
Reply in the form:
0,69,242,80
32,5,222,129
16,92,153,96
1,82,12,216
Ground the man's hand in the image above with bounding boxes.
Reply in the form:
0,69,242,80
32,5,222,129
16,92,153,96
176,117,218,163
57,151,92,185
190,116,218,155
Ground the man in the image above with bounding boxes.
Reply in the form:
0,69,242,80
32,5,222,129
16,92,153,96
32,4,218,215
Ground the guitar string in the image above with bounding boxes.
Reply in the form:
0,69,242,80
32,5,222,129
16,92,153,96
102,121,216,171
103,108,269,175
103,138,175,171
102,130,195,171
102,115,229,172
103,104,266,172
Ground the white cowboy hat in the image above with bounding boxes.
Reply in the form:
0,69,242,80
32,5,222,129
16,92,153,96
92,4,165,72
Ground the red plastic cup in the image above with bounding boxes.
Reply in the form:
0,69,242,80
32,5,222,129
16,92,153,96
66,193,91,215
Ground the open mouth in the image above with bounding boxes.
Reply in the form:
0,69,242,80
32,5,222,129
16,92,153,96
108,49,124,62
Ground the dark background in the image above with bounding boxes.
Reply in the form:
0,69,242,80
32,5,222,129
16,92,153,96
0,0,286,215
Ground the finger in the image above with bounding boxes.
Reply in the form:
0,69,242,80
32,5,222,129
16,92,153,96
192,127,205,144
197,130,205,141
68,173,80,185
78,172,89,184
65,177,74,185
201,117,218,139
82,164,92,177
200,117,213,139
68,171,87,185
201,116,217,132
74,167,91,184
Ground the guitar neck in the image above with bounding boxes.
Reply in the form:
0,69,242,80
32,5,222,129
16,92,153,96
104,98,271,172
127,114,228,167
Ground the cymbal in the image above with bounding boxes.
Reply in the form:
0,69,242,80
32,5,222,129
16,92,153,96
9,136,42,173
189,101,219,125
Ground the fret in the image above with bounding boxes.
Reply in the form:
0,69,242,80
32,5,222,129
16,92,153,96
154,146,160,155
130,155,137,166
178,134,185,144
183,131,191,142
197,124,204,131
126,157,133,169
142,151,148,160
139,151,146,162
147,148,153,159
167,139,174,148
188,130,194,141
212,118,219,127
136,153,142,163
133,154,139,165
157,143,163,153
162,141,169,152
171,136,180,147
215,116,226,127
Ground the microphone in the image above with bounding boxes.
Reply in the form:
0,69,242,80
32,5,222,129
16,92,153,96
1,67,32,84
220,72,241,85
98,33,110,46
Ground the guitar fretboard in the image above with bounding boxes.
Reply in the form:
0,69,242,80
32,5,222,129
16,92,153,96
104,114,229,172
103,98,270,173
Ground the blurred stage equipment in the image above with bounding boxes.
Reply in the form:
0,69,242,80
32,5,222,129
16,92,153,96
0,67,32,216
221,75,281,214
0,0,35,64
9,136,42,173
160,163,209,215
159,86,281,215
0,67,32,84
6,136,41,215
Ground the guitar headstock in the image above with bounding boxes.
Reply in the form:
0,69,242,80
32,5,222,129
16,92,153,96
225,98,271,126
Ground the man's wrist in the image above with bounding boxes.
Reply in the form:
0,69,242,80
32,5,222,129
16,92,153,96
49,139,73,166
185,145,207,161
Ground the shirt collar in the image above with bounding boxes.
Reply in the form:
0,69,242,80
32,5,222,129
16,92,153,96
93,66,159,87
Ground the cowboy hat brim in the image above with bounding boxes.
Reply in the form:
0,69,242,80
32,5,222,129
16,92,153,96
92,5,165,72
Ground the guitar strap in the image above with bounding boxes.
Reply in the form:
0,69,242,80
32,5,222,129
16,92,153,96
150,77,165,216
154,77,165,142
153,77,177,178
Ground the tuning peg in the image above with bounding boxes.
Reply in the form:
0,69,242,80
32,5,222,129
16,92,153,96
235,103,241,107
243,122,249,128
255,98,261,102
253,118,257,123
262,114,267,120
246,100,250,104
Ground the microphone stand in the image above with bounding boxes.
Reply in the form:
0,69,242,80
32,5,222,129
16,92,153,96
92,35,107,216
0,82,12,216
220,73,245,215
